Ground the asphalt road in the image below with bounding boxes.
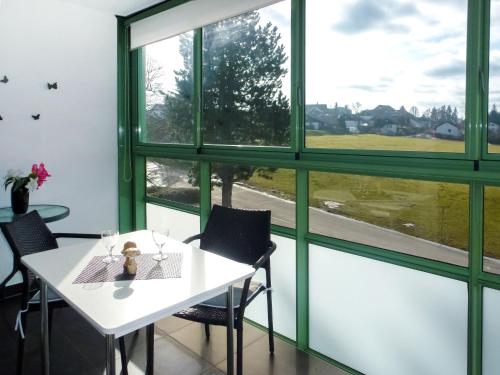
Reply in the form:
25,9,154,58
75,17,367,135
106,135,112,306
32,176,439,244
213,184,500,273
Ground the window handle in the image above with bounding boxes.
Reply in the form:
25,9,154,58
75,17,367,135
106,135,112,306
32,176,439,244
479,68,486,95
297,86,303,106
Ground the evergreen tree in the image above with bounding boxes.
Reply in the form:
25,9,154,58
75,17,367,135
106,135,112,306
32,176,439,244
158,11,289,206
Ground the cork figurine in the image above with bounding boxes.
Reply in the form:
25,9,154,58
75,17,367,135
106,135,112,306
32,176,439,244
122,241,141,275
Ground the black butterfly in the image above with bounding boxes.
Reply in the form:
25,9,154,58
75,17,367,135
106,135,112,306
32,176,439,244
47,82,58,90
0,75,8,84
32,114,40,120
0,115,3,120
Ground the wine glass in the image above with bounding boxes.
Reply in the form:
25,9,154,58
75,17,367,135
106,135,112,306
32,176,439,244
101,230,119,263
152,229,170,261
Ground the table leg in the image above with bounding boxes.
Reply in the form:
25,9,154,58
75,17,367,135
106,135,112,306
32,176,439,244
40,280,50,375
227,285,234,375
146,323,155,375
105,334,116,375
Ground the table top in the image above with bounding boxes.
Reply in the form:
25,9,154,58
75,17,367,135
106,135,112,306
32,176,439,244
0,204,70,224
21,230,255,337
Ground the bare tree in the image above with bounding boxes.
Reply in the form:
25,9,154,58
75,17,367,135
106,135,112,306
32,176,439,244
409,106,419,117
351,102,362,115
145,57,164,93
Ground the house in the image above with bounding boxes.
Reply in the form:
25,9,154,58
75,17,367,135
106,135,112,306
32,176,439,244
305,104,349,132
380,123,400,135
435,122,463,139
345,120,360,134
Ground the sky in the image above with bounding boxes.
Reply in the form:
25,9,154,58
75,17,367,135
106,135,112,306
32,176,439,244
146,0,500,118
491,0,500,111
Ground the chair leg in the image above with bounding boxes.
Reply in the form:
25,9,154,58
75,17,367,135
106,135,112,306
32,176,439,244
0,268,17,300
236,325,243,375
48,306,53,341
16,312,27,375
119,336,128,375
204,323,210,340
266,288,274,354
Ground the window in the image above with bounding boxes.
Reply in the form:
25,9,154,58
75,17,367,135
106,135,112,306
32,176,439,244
211,163,295,228
202,1,291,146
146,158,199,207
142,32,194,144
309,172,469,265
484,186,500,274
305,0,467,153
488,0,500,153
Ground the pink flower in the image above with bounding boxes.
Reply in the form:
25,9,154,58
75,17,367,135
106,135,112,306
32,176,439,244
32,162,51,188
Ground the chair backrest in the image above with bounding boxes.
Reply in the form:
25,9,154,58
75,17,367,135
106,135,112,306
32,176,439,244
200,204,271,266
1,210,58,263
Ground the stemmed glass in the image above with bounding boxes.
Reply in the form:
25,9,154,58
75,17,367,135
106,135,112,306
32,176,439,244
101,230,119,263
152,229,170,261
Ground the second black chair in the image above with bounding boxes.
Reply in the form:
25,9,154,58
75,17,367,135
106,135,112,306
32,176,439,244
173,204,276,375
0,210,128,375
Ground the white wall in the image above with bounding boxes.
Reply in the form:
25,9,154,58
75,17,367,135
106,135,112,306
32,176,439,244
0,0,118,285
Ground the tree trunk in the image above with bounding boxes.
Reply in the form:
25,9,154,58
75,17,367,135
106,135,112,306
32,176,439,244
221,176,233,208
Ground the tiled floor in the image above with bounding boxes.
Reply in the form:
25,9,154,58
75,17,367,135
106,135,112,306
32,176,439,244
0,296,348,375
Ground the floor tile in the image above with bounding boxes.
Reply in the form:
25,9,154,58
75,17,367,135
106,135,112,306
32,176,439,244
215,335,350,375
0,296,350,375
155,316,193,335
124,335,214,375
170,321,266,365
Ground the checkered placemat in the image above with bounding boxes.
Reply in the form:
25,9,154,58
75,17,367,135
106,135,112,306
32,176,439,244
73,253,183,284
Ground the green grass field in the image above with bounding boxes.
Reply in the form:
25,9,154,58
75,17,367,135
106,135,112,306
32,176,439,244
306,133,500,153
246,134,500,259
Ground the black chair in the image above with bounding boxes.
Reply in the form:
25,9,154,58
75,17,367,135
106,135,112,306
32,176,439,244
173,204,276,375
0,210,128,375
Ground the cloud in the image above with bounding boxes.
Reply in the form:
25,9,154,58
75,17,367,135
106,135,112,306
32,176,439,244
414,88,437,94
490,62,500,75
424,0,465,7
426,60,465,78
260,7,289,29
424,30,463,43
332,0,419,35
350,84,390,92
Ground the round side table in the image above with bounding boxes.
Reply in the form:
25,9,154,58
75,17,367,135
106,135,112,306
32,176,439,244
0,204,70,224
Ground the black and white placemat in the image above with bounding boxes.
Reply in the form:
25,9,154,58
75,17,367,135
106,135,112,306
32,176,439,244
73,253,183,284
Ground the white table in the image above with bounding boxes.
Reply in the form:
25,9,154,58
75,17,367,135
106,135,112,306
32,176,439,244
21,230,255,375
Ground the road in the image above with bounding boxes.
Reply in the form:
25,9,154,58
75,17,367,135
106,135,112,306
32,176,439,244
213,184,500,273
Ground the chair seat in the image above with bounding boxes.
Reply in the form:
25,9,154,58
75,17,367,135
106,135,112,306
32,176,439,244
174,281,265,326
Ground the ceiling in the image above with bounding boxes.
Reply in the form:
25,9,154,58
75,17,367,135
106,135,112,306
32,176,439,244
60,0,166,16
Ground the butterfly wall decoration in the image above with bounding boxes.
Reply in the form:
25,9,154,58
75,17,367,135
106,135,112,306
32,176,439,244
0,115,3,120
32,114,40,120
47,82,58,90
0,75,8,84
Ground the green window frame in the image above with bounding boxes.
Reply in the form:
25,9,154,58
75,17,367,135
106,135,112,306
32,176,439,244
117,1,500,374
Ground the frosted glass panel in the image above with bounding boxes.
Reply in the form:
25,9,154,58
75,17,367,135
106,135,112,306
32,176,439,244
245,235,296,340
146,204,200,242
309,244,467,375
483,288,500,375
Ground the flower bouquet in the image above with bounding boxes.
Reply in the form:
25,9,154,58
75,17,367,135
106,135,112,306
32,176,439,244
4,163,51,214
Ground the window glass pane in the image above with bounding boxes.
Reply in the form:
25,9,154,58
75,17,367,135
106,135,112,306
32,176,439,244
211,163,295,228
309,172,469,266
142,32,194,144
202,1,291,146
305,0,466,153
146,158,199,207
488,0,500,153
484,186,500,274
